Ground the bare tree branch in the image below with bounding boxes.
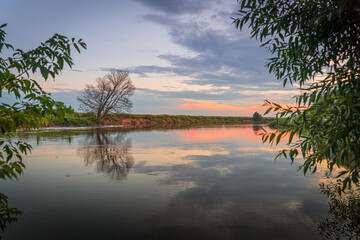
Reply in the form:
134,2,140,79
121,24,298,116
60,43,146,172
77,70,135,125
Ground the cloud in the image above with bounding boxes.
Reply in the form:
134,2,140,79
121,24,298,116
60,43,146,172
100,2,296,115
136,86,298,103
177,99,265,114
136,87,240,100
133,8,277,90
99,67,133,73
118,1,297,115
50,88,80,93
129,65,175,77
134,0,222,15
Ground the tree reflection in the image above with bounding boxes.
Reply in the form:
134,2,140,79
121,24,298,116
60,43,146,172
318,180,360,239
252,124,262,135
78,129,134,181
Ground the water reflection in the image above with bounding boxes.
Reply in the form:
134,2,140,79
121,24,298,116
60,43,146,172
318,181,360,239
78,129,134,181
252,124,262,134
134,152,327,239
2,125,353,239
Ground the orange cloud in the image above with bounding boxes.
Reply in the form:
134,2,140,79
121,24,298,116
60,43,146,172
178,99,265,114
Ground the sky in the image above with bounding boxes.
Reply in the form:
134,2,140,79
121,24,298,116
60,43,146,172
0,0,299,116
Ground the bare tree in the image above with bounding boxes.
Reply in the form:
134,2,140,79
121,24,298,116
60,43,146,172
77,70,135,125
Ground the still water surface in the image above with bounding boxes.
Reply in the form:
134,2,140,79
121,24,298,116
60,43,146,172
1,125,330,239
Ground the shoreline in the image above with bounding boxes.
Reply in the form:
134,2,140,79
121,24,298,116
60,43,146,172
47,113,272,129
18,123,268,135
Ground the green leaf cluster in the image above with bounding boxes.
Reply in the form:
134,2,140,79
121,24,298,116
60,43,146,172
0,192,22,235
0,23,86,178
234,0,360,189
0,23,85,231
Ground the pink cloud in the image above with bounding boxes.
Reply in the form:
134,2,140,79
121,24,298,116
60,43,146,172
177,99,266,115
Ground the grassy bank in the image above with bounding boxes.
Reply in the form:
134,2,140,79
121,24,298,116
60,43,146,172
48,112,272,128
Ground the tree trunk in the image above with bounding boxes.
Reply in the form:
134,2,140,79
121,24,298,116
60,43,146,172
96,116,101,127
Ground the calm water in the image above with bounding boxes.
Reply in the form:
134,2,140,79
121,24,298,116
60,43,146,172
1,125,330,240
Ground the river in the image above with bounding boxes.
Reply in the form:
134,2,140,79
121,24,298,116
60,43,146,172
1,125,332,239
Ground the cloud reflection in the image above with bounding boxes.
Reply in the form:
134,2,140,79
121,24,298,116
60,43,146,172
178,125,263,144
131,126,329,239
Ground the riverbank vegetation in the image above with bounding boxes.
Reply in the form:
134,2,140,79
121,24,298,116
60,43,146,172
48,111,272,128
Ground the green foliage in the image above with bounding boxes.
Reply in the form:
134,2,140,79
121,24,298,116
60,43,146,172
49,112,97,127
0,139,29,180
0,193,22,234
252,111,263,123
0,23,86,178
234,0,360,189
0,23,85,231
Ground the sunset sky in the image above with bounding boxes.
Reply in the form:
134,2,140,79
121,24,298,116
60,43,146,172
1,0,299,116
